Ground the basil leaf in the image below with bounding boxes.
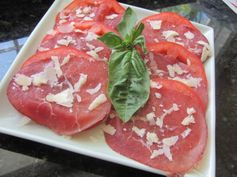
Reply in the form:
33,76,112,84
133,35,147,54
131,23,144,41
108,50,150,122
98,32,122,49
116,7,137,39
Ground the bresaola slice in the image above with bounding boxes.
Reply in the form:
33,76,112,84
7,47,111,135
104,79,207,173
145,42,208,110
141,12,211,62
38,21,116,62
56,0,125,29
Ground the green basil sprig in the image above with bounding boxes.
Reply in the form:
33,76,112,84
99,7,150,122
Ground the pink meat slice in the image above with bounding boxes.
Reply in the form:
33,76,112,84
39,21,114,62
7,47,111,135
104,79,207,173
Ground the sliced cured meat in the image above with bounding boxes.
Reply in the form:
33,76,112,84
37,21,116,62
104,79,207,173
145,42,208,110
56,0,125,29
7,47,111,135
141,12,211,62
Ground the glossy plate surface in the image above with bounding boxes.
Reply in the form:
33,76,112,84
0,1,215,176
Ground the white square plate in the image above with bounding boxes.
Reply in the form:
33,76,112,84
0,1,215,176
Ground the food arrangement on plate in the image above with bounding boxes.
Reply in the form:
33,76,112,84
6,0,212,175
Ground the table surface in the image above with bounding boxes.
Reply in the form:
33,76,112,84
0,0,237,177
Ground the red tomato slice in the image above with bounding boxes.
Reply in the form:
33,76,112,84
145,42,208,110
141,12,211,62
56,0,125,29
105,78,207,173
8,47,111,135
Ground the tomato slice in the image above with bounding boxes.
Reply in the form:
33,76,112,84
8,47,111,135
104,78,207,173
145,42,208,110
55,0,125,29
141,12,211,62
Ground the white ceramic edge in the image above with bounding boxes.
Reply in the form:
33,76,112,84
0,1,216,176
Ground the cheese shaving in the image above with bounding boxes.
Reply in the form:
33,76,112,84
105,14,118,20
132,126,146,138
74,73,88,92
103,124,116,135
46,88,74,108
149,20,162,30
86,83,101,95
184,31,194,39
162,30,179,42
14,74,32,91
88,94,107,111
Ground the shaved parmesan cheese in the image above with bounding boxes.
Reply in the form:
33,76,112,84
162,30,179,42
76,13,85,18
51,56,63,78
31,72,48,86
197,41,212,62
86,43,95,50
105,14,118,20
43,66,58,86
88,94,107,111
172,75,202,88
83,16,93,21
156,104,179,128
75,8,82,15
181,128,192,138
59,11,69,20
163,145,173,161
58,23,74,33
150,80,163,89
103,124,116,135
155,92,162,99
187,107,196,114
89,13,95,18
146,112,156,125
149,20,162,30
86,83,101,95
14,74,32,91
163,136,179,146
61,55,70,66
38,47,49,52
74,73,88,92
184,31,194,39
132,126,146,138
167,64,187,78
182,115,195,126
150,149,163,159
46,88,74,108
82,6,91,14
76,95,82,103
57,36,76,46
150,136,179,161
86,47,104,59
85,32,98,41
146,132,159,146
